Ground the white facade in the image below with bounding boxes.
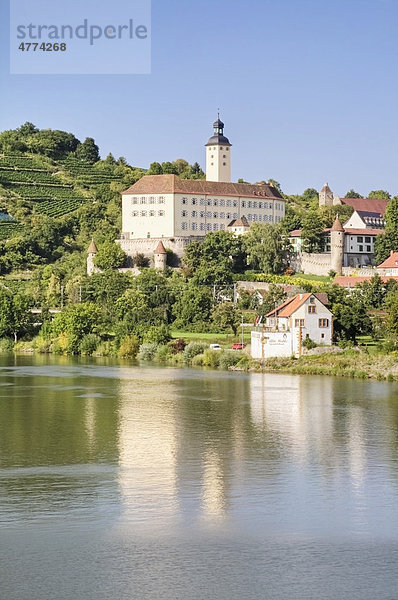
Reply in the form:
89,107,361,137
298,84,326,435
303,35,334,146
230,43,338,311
121,189,285,240
251,294,332,359
206,143,231,183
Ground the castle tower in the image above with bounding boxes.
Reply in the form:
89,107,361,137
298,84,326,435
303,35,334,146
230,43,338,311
330,216,344,275
87,239,98,276
205,113,232,182
153,240,167,270
319,183,334,206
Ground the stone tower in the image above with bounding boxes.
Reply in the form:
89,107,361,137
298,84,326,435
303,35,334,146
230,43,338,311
87,239,98,276
330,216,344,275
205,113,232,182
319,183,334,206
153,240,167,270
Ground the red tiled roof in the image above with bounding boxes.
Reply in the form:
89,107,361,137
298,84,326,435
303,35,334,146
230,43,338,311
334,275,398,287
266,293,312,317
228,216,250,228
331,217,344,232
122,175,283,199
376,251,398,269
154,241,166,254
344,228,384,236
340,197,389,215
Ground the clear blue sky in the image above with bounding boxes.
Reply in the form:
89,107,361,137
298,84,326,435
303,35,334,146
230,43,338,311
1,0,398,196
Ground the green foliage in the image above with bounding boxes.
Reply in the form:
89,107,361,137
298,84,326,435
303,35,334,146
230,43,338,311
118,334,140,358
0,290,34,341
368,190,390,200
143,324,171,345
138,342,158,361
79,333,101,356
155,344,172,362
258,284,287,315
344,189,362,198
183,341,208,364
0,337,14,353
184,231,246,284
52,302,101,353
202,348,221,368
385,196,398,233
76,137,100,164
301,209,324,253
172,284,214,327
219,350,243,370
93,241,126,270
244,223,289,274
302,337,317,350
211,302,241,334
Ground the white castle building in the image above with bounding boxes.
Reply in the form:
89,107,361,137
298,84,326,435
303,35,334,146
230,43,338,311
118,117,285,263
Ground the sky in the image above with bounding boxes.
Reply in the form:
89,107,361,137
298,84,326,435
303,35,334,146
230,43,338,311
1,0,398,196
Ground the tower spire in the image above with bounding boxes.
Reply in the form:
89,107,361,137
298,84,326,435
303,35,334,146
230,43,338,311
205,114,232,182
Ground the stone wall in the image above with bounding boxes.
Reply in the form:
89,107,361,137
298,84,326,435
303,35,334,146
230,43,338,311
292,252,332,276
117,236,205,265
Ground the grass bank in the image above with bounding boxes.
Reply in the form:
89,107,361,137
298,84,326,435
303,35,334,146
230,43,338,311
253,349,398,382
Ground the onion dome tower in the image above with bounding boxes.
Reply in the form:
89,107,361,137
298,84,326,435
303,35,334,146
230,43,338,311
205,113,232,182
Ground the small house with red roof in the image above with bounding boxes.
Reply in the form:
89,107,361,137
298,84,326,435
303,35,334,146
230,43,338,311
251,293,332,358
376,251,398,276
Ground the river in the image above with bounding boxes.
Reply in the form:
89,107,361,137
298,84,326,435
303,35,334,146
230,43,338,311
1,355,398,599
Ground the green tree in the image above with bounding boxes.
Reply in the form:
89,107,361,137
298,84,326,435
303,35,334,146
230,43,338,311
344,189,362,198
94,241,126,270
76,137,100,163
258,284,287,315
368,190,390,200
0,290,34,342
385,196,398,233
148,162,163,175
211,303,241,334
52,302,101,353
301,209,324,253
374,196,398,263
244,223,289,274
172,284,214,327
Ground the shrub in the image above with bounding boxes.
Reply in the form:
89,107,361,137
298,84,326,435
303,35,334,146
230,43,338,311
143,324,171,345
183,341,208,364
117,335,140,358
33,336,51,353
79,333,101,356
155,344,172,362
202,349,221,368
95,341,115,356
219,350,243,370
236,354,251,370
302,337,317,350
138,342,158,361
170,338,186,354
134,253,149,268
0,337,14,353
191,353,204,366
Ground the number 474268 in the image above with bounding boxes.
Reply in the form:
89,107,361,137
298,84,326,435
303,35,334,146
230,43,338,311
18,42,66,51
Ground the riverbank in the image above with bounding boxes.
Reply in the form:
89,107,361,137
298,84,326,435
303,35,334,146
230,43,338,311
2,338,397,382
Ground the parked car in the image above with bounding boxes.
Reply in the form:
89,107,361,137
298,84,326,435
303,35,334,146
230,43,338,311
232,343,246,350
209,344,222,351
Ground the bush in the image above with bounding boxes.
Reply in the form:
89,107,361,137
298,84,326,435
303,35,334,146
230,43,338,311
202,348,221,368
191,353,204,366
79,333,101,356
236,354,251,370
138,342,158,361
170,338,186,354
117,335,140,358
0,337,14,353
95,341,115,356
155,344,172,362
183,341,208,364
219,350,243,370
302,337,317,350
33,336,51,353
143,324,171,345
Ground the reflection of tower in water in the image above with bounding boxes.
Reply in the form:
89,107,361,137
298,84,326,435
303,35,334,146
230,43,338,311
117,373,180,524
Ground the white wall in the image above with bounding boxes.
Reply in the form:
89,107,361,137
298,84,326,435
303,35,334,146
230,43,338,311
121,193,175,239
206,144,231,182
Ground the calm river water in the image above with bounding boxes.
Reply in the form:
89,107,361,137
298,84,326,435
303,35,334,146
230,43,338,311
1,355,398,600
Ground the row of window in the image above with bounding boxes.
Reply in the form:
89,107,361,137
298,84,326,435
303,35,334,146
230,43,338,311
294,318,329,328
131,196,166,205
181,210,238,219
208,146,229,151
355,236,372,244
181,222,226,232
131,210,165,217
179,197,283,210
